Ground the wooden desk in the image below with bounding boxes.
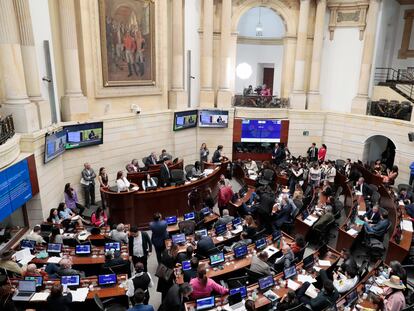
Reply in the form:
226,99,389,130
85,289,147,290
184,246,340,310
166,214,219,234
103,162,228,229
127,159,184,185
228,186,255,215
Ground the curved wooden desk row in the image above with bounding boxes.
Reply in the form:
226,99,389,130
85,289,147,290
126,159,184,185
102,162,229,229
184,245,341,310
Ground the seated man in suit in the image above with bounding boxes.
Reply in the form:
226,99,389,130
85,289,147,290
274,244,294,271
337,249,358,273
159,159,171,187
313,205,334,232
363,205,381,224
225,231,252,252
296,280,339,310
103,250,128,269
355,177,373,199
250,251,273,276
57,258,85,278
159,149,173,161
363,210,390,238
145,152,158,167
213,209,234,228
142,174,158,191
272,195,292,229
195,233,215,258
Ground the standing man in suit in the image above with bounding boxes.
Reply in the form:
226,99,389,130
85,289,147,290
81,163,96,208
363,205,381,224
272,143,285,166
149,213,168,263
272,195,292,229
129,226,152,272
145,152,158,167
212,145,224,163
159,159,171,187
356,177,373,199
307,143,318,162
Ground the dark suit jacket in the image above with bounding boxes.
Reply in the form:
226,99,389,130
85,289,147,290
128,231,152,257
196,236,215,258
145,156,157,167
149,220,168,249
313,212,334,231
81,168,96,185
307,147,318,161
47,293,72,311
159,284,183,311
103,257,129,268
309,289,339,310
272,147,285,164
364,210,381,224
357,183,373,198
212,150,222,163
273,203,292,227
159,164,171,186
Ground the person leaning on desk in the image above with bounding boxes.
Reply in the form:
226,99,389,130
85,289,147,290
116,170,131,192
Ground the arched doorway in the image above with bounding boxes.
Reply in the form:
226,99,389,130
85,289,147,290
235,7,285,97
363,135,396,169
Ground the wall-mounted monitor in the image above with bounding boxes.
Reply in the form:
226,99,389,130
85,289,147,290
44,130,66,163
241,119,281,143
63,122,103,150
173,110,198,131
198,109,229,128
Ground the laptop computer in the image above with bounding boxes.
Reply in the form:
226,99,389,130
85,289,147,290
104,242,121,252
215,223,227,236
255,238,267,251
172,233,186,245
24,276,43,291
184,212,196,221
75,244,91,256
345,289,358,307
234,245,248,259
303,254,315,270
61,275,80,289
228,292,244,310
98,274,117,287
258,276,275,292
166,216,178,225
195,229,208,238
47,243,62,256
272,230,282,242
196,296,215,311
209,252,225,267
232,218,242,228
12,280,36,301
182,260,191,271
20,239,36,251
40,224,53,239
200,207,211,216
283,266,297,280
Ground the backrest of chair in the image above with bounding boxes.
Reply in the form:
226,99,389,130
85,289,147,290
285,303,307,311
245,268,263,283
179,220,196,235
142,157,148,166
334,186,343,200
185,165,194,174
263,169,274,180
358,260,369,279
295,243,307,261
226,275,248,289
94,293,105,311
171,169,185,182
369,184,378,193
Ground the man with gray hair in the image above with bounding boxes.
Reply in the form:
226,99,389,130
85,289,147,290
81,162,96,208
214,209,234,228
313,205,334,232
109,223,128,244
57,258,85,277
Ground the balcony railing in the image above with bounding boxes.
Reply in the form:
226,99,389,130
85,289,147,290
233,95,289,108
367,100,412,121
0,115,15,145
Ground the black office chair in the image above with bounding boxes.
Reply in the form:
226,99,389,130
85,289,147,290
358,260,369,279
226,275,248,288
142,157,148,166
171,169,186,185
244,268,264,284
178,220,196,235
280,207,301,234
94,294,126,311
258,169,274,186
185,165,195,179
206,245,224,256
333,200,344,220
365,222,391,242
252,228,266,241
284,303,308,311
101,262,131,278
294,242,308,262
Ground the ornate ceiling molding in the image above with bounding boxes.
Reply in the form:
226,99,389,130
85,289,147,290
327,1,369,40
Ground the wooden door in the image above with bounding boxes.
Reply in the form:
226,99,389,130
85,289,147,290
263,67,274,94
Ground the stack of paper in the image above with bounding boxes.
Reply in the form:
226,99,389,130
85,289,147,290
297,274,317,283
358,211,365,216
287,279,300,290
305,284,318,298
263,246,279,258
304,215,318,226
47,256,62,264
70,287,89,302
14,248,35,265
31,292,50,301
402,220,413,232
203,169,214,175
318,260,331,267
347,228,359,236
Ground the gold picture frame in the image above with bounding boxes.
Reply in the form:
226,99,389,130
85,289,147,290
98,0,155,87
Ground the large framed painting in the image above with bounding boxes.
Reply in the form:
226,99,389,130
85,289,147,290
99,0,155,87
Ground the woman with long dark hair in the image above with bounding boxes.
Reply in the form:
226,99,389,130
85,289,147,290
47,208,61,224
199,143,209,164
91,207,108,227
64,183,85,215
189,264,228,299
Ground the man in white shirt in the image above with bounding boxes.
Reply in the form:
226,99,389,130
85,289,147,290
320,266,358,294
25,225,46,245
126,262,154,304
325,161,337,184
244,159,258,177
128,226,152,272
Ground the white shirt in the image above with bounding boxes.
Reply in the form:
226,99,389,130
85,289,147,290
326,167,337,183
245,161,258,175
142,178,156,191
126,272,154,297
117,177,130,192
334,275,359,294
132,233,144,257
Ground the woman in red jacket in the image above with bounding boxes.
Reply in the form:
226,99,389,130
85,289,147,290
91,207,108,227
318,144,327,163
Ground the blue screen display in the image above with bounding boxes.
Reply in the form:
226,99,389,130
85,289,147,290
258,276,274,290
234,245,248,259
195,229,208,237
0,158,33,221
20,239,36,250
198,110,229,128
44,131,66,163
184,212,195,220
196,296,215,310
25,276,42,287
61,275,80,287
232,218,242,227
166,216,178,225
98,274,117,286
104,242,121,252
215,224,227,235
75,244,91,254
229,286,247,298
172,233,186,244
255,238,266,250
241,119,281,143
210,252,225,266
47,243,62,253
182,260,191,271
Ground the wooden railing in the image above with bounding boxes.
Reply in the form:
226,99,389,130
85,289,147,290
0,115,15,145
233,95,289,108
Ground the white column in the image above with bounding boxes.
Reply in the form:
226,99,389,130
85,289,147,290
199,0,214,107
307,0,326,110
290,0,311,109
0,0,39,133
217,0,232,108
58,0,88,121
169,0,187,109
351,0,381,114
13,0,51,128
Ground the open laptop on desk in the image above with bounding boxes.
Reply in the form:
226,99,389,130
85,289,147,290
172,233,186,245
75,244,91,256
98,274,117,287
61,274,80,289
215,223,227,236
258,276,279,302
283,265,297,280
209,252,225,269
12,280,36,301
196,296,215,311
303,254,315,270
40,223,53,239
47,243,62,256
24,276,43,291
104,242,121,252
233,245,248,259
228,292,244,311
184,212,196,221
195,229,208,238
20,239,36,251
182,260,191,271
255,238,267,251
166,216,178,226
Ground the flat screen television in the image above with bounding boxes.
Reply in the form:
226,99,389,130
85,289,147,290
173,110,198,131
44,130,66,163
241,119,281,143
198,110,229,128
63,122,103,149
